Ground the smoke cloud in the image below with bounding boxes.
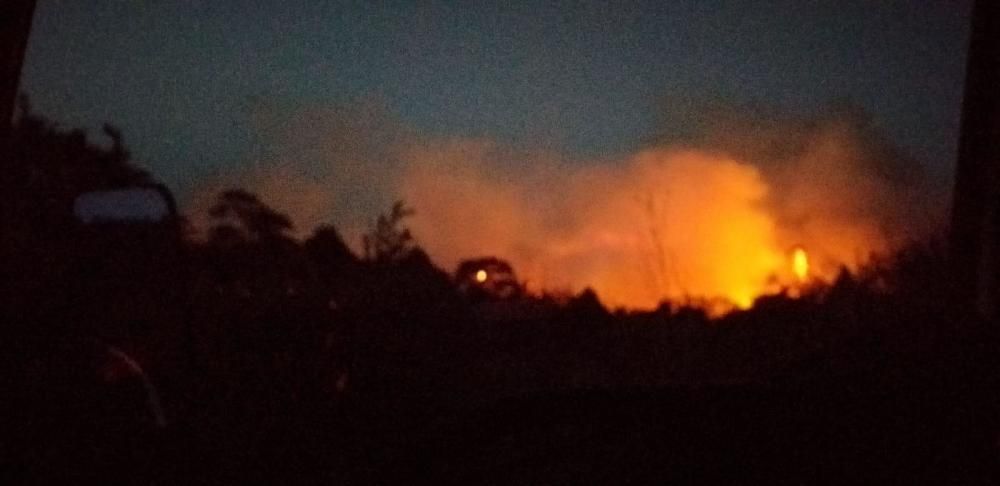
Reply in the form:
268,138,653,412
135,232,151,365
187,99,943,310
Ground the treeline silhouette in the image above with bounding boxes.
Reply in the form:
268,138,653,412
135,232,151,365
5,107,998,483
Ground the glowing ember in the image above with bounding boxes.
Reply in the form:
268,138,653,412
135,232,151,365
792,247,809,282
475,269,488,283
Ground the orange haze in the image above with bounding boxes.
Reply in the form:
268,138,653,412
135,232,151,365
188,103,940,312
401,142,882,311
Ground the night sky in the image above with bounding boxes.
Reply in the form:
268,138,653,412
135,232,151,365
21,0,971,198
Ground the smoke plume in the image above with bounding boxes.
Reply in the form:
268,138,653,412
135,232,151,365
187,100,942,310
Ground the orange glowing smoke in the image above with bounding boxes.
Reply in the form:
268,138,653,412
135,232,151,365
399,142,885,311
190,104,936,313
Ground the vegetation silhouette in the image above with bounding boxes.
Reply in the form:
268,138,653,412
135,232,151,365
6,108,1000,483
455,256,523,301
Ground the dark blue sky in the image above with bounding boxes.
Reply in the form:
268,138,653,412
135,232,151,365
22,1,971,196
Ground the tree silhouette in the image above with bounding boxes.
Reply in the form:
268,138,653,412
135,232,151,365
362,200,415,264
198,188,311,311
208,188,294,244
305,225,357,272
304,224,362,309
455,256,523,300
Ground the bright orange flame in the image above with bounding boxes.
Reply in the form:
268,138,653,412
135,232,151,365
193,104,928,315
792,248,809,282
402,144,889,314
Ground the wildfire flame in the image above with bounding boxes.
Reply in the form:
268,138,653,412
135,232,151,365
202,105,933,315
402,145,892,313
792,247,809,282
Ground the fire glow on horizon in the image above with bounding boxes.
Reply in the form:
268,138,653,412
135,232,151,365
401,145,901,313
190,104,939,314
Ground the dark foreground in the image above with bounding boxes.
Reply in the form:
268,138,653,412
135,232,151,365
12,363,1000,485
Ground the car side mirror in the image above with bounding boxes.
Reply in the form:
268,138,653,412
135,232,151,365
73,184,177,224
